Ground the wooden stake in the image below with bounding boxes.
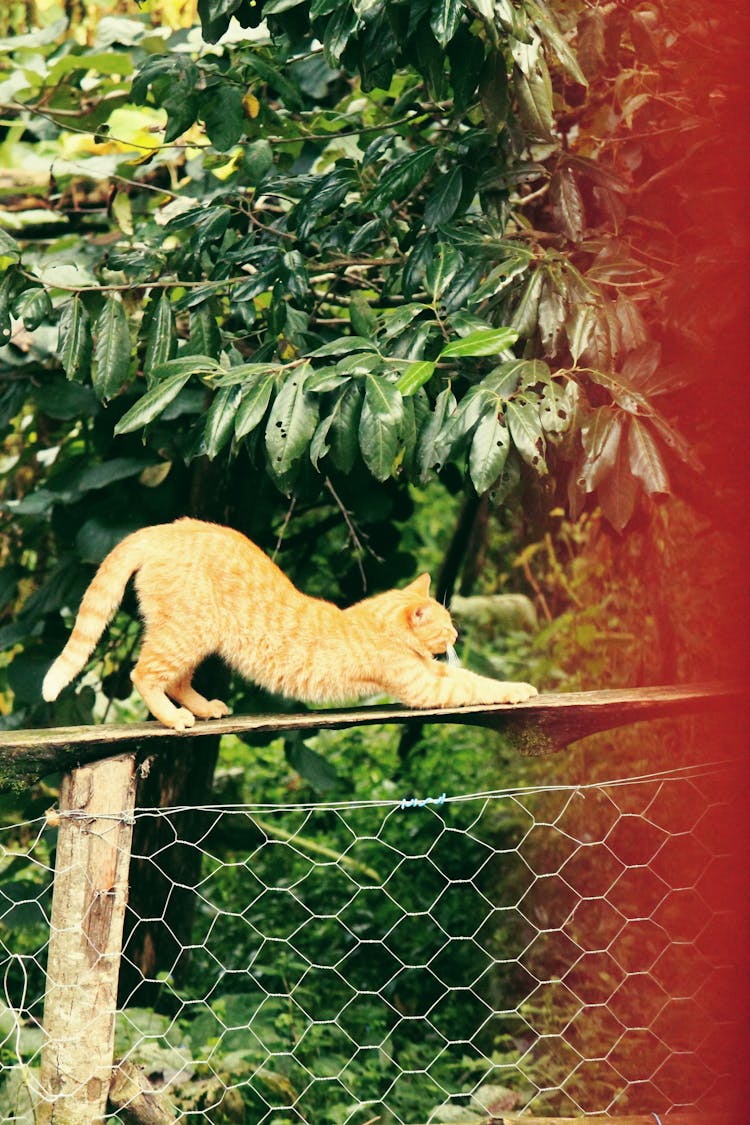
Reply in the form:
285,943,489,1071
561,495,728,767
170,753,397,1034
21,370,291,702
37,753,137,1124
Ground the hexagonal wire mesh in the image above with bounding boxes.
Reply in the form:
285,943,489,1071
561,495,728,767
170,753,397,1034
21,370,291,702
0,760,736,1122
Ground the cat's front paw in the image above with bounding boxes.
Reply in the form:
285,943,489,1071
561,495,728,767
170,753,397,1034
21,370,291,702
490,681,538,705
170,707,196,731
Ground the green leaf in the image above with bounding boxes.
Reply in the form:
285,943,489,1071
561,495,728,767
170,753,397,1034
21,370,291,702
540,378,577,436
149,355,223,380
201,82,245,149
359,374,404,481
469,410,510,493
439,327,518,358
322,3,358,66
567,304,599,365
329,381,363,473
424,242,462,299
93,297,132,401
628,417,670,495
245,52,304,111
431,386,488,465
204,384,241,459
114,371,193,435
430,0,463,46
265,368,319,476
241,139,274,184
395,360,435,396
615,293,649,353
14,287,52,331
235,373,276,439
0,229,21,261
185,306,221,358
143,292,175,378
417,387,456,480
506,399,547,473
366,147,437,213
58,297,92,383
580,408,622,492
550,166,585,241
447,26,485,112
286,741,339,792
597,430,638,532
305,367,349,393
309,337,379,358
510,269,544,338
479,52,509,136
527,0,588,87
537,278,566,356
513,59,555,141
424,167,464,230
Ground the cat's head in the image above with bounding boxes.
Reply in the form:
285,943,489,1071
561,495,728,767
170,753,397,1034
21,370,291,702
397,574,458,654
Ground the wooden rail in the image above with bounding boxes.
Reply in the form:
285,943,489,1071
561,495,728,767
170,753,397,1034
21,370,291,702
0,681,742,791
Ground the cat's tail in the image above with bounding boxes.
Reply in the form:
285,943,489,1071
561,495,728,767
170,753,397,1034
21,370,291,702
42,530,149,702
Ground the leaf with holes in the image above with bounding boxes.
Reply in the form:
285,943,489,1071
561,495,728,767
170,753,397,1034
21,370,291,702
628,416,670,495
506,398,547,474
93,297,131,401
540,379,577,436
469,410,510,493
266,368,319,476
359,374,404,481
58,296,92,383
417,387,456,481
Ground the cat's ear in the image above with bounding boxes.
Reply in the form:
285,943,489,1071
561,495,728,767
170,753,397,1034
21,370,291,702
406,603,429,628
404,573,431,597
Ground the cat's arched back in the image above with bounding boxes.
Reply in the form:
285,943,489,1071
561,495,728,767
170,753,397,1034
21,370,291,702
43,518,536,729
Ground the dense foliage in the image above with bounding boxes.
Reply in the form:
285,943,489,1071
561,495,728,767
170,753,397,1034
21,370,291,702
1,0,743,729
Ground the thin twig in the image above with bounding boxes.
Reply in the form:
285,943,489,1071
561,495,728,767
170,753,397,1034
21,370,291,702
324,477,383,592
271,495,297,562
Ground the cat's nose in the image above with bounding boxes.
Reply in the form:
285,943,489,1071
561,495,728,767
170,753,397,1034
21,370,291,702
449,626,458,644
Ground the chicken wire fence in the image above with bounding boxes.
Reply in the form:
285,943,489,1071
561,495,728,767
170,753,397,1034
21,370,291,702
0,760,736,1124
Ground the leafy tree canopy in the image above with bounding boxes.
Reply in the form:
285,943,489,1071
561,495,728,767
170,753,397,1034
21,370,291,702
0,0,745,726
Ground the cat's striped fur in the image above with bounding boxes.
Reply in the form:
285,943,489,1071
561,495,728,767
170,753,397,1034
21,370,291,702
43,518,537,730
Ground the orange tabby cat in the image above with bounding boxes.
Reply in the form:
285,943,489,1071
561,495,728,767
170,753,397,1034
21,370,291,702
42,518,537,730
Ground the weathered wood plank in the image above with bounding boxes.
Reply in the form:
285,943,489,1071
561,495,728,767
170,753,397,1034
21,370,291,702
37,754,138,1124
1,682,742,791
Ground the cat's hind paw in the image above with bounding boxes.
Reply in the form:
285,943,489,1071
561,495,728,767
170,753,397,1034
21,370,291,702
204,699,230,719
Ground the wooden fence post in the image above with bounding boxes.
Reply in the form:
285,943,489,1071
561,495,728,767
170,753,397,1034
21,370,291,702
37,753,138,1124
